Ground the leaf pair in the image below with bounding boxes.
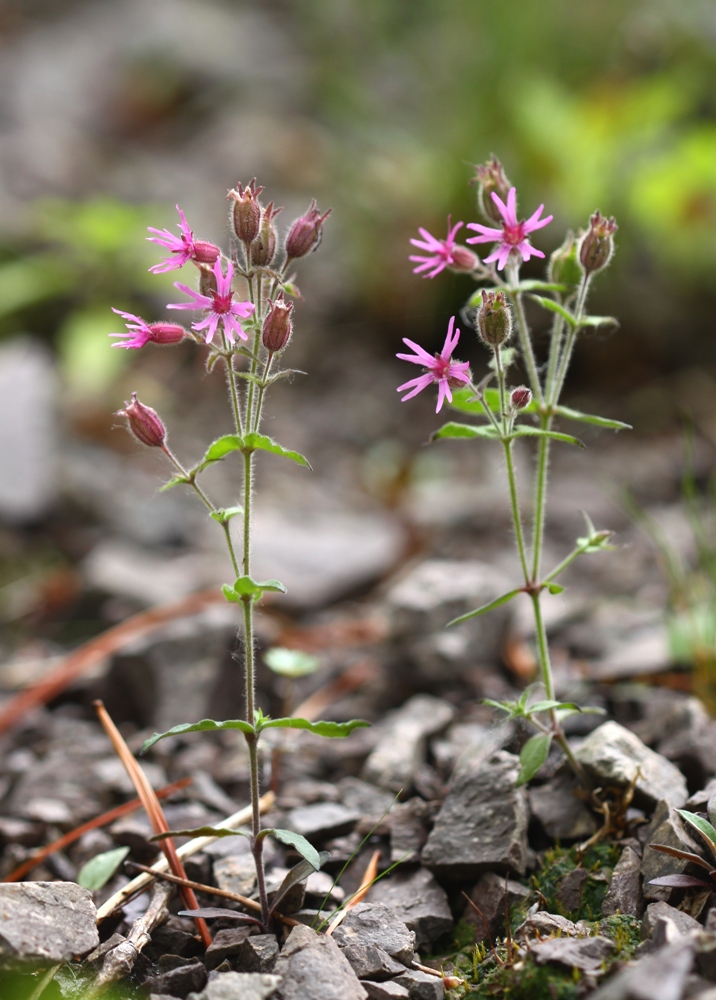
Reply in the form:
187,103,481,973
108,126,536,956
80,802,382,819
140,715,370,755
448,386,631,433
161,432,311,491
222,575,286,604
432,421,586,449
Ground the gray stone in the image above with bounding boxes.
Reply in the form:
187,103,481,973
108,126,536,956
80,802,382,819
687,778,716,811
204,927,252,970
694,932,716,981
338,778,397,822
362,982,411,1000
530,935,615,975
368,868,452,947
386,559,511,683
574,721,688,809
641,801,707,902
332,903,415,970
144,957,208,998
590,934,697,1000
643,901,701,941
421,751,528,879
187,972,281,1000
362,695,454,793
286,802,359,840
236,934,280,973
516,911,585,941
463,872,531,942
528,770,598,841
213,854,257,898
0,882,98,968
556,867,590,913
388,799,436,865
338,942,406,981
660,720,716,793
273,924,367,1000
393,969,444,1000
602,843,644,918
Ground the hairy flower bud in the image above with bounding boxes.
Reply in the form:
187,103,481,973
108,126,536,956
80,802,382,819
579,211,617,275
118,393,166,448
548,230,582,289
477,290,512,347
471,155,512,225
147,322,187,345
262,294,294,353
449,244,479,273
511,385,532,410
228,178,263,245
250,202,281,267
285,199,332,261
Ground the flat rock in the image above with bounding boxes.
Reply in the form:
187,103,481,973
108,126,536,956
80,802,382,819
332,903,415,976
368,868,453,947
388,799,437,865
213,854,257,898
236,934,280,974
464,872,531,942
187,972,281,1000
362,695,454,793
602,843,644,918
273,924,367,1000
0,882,98,968
393,969,444,1000
421,750,528,879
144,957,207,998
574,721,688,809
285,802,359,841
530,934,615,975
590,934,697,1000
528,770,598,841
362,981,411,1000
204,927,252,970
643,901,701,941
516,911,586,941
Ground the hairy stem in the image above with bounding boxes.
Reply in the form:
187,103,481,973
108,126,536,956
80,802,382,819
506,263,543,404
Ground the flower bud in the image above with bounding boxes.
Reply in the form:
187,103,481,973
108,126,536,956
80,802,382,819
147,322,186,345
579,211,617,275
228,179,263,245
250,201,281,267
450,244,479,273
477,290,512,347
471,155,512,224
285,199,332,261
548,230,582,289
511,385,532,410
262,294,294,353
118,393,166,448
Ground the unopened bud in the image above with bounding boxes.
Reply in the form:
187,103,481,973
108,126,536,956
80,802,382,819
511,385,532,410
285,199,332,261
548,230,582,288
471,155,511,224
250,202,281,267
262,295,294,353
477,290,512,347
579,211,617,275
450,244,479,273
118,393,166,448
147,322,186,345
228,179,263,245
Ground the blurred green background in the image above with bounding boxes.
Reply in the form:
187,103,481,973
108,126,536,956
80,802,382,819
0,0,714,410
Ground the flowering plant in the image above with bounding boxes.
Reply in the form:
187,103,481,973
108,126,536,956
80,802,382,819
111,186,367,930
398,156,624,787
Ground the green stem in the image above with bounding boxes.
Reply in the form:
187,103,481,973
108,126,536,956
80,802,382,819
542,542,588,584
530,591,554,700
245,274,262,430
549,274,591,407
544,315,565,408
221,335,244,436
252,354,274,434
504,441,530,584
506,263,543,404
531,416,550,581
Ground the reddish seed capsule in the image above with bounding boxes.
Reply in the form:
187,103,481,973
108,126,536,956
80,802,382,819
477,290,512,347
118,393,166,448
471,154,512,225
579,210,618,275
250,201,282,267
228,178,264,246
262,295,294,353
285,199,332,261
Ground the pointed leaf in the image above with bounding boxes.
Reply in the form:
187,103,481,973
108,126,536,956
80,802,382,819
552,405,631,432
140,717,255,755
528,295,576,326
527,700,581,715
448,386,501,416
431,421,501,442
677,810,716,852
159,474,191,492
77,846,130,891
481,698,516,715
242,432,311,468
447,588,522,627
264,648,320,678
151,827,250,842
545,583,565,595
223,576,287,604
196,434,244,471
178,908,263,927
210,506,243,524
269,852,331,916
258,717,370,738
510,280,567,294
647,875,714,889
648,843,713,871
516,733,552,786
578,315,619,330
270,829,321,870
509,426,585,448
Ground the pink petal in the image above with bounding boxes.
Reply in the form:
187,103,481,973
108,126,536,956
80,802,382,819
410,237,439,252
175,204,192,240
397,338,435,366
441,316,459,359
224,313,249,342
397,373,434,400
436,380,449,412
523,206,553,234
506,187,518,225
230,299,255,319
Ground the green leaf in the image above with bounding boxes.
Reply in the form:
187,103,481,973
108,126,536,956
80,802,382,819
431,422,501,442
579,315,619,329
448,386,501,416
159,475,191,492
140,717,255,755
509,426,585,448
270,829,321,870
528,295,576,326
269,852,331,916
264,647,320,678
197,434,244,471
222,576,287,604
242,432,311,469
552,405,632,432
77,846,130,891
258,717,370,738
516,733,552,786
481,698,516,715
545,582,565,595
509,280,567,294
527,700,581,714
210,506,243,524
447,589,522,627
678,810,716,853
151,826,250,842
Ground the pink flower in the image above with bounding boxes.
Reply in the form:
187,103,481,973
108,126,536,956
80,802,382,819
147,205,220,274
397,316,471,412
168,257,255,345
466,187,552,270
409,217,475,278
110,309,187,349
